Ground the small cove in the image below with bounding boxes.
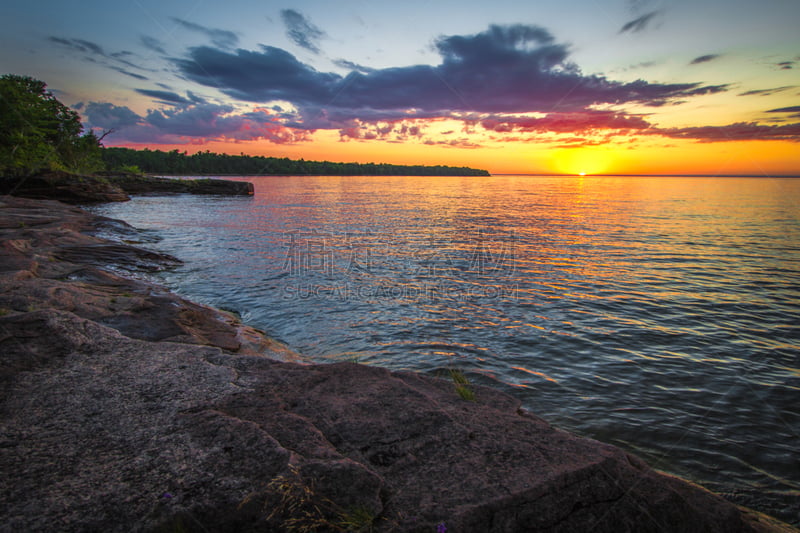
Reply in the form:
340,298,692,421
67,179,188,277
89,175,800,524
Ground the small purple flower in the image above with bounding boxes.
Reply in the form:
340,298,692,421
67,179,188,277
161,492,173,499
437,522,447,533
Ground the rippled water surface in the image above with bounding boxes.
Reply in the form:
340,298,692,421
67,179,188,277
90,175,800,524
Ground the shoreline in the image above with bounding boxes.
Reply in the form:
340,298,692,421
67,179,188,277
1,194,796,532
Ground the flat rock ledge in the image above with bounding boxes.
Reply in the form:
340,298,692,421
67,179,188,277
0,171,254,204
0,196,795,533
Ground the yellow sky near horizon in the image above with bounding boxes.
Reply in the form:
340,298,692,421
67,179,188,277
119,133,800,176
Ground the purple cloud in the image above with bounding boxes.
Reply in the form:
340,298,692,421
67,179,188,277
174,24,727,119
85,102,143,131
480,111,652,134
423,138,483,149
84,101,307,145
652,122,800,142
337,119,426,141
85,23,800,146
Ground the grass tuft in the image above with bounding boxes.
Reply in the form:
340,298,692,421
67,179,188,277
241,464,378,532
335,505,376,532
449,368,476,401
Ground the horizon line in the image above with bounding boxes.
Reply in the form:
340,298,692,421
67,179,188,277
493,173,800,178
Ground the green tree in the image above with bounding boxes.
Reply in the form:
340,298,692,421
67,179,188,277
0,74,104,176
101,146,491,176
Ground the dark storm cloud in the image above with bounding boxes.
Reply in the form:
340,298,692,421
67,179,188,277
172,24,727,118
170,18,238,49
690,54,721,65
141,35,167,55
777,61,794,70
280,9,326,54
619,11,660,33
134,89,191,105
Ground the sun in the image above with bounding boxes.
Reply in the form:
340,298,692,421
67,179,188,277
549,147,616,175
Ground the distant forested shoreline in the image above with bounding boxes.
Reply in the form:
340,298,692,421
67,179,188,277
103,147,491,176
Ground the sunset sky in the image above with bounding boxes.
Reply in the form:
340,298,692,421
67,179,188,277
1,0,798,175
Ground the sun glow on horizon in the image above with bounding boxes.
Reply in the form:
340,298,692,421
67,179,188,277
549,147,617,176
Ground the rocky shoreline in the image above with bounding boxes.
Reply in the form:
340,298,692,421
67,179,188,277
0,171,254,204
0,194,796,532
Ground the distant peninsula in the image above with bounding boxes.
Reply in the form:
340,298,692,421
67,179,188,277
103,147,491,177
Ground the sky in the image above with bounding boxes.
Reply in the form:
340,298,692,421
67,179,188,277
1,0,798,175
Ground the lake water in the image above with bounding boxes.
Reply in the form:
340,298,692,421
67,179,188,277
89,175,800,525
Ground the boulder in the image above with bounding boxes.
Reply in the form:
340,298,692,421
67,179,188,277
0,171,129,203
104,174,254,196
0,171,254,204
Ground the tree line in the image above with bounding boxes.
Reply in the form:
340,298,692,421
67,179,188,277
103,147,490,176
1,73,489,178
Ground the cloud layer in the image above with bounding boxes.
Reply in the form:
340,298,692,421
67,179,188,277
82,22,799,147
175,25,726,116
85,99,308,145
